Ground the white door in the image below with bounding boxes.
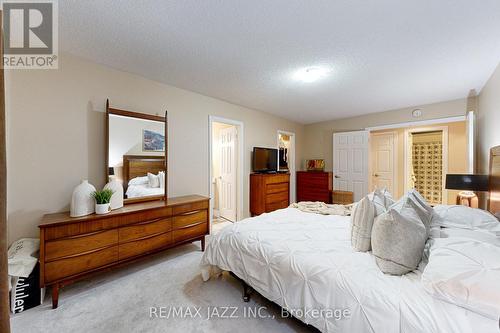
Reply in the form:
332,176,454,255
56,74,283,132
370,132,396,194
333,131,369,202
219,126,237,221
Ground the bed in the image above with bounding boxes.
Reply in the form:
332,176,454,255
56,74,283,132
122,155,165,198
200,145,500,333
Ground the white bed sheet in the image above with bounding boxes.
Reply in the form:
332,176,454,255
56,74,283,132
200,208,498,333
125,184,164,198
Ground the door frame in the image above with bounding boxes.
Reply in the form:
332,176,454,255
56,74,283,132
368,131,398,195
0,10,10,333
208,116,244,228
403,126,448,204
277,130,296,203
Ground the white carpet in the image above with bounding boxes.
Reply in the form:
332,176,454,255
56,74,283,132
11,242,316,333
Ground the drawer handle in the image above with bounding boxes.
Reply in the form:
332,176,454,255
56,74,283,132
178,209,203,216
176,221,205,229
57,229,111,240
120,231,170,245
133,217,165,226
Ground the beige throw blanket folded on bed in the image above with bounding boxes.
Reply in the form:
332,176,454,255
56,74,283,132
290,201,353,216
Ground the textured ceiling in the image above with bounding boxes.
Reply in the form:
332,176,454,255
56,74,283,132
60,1,500,124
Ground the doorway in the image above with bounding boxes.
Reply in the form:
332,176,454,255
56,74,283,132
209,116,244,233
277,130,296,203
404,127,448,205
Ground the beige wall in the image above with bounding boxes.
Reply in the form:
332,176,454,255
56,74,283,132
5,53,304,244
478,63,500,174
372,121,467,203
303,99,467,172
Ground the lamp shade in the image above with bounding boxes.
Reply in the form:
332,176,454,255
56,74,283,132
445,174,489,192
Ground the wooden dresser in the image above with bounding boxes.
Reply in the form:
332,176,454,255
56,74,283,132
39,195,209,308
297,171,333,203
250,173,290,216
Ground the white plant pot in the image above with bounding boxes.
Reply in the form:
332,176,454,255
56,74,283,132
104,179,124,210
95,203,111,215
70,180,96,217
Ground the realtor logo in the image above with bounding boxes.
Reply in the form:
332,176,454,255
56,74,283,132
1,0,58,69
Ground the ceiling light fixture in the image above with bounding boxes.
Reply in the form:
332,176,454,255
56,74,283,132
293,66,330,83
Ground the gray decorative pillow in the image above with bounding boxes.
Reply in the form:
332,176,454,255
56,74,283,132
351,196,375,252
371,207,428,275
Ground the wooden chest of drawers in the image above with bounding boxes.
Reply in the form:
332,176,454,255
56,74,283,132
250,173,290,216
297,171,333,203
39,195,209,308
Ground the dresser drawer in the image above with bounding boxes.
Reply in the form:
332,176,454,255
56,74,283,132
265,174,289,185
266,183,289,194
119,232,172,260
172,200,208,215
173,210,207,229
43,218,119,241
298,189,330,201
45,246,118,283
266,200,289,212
173,223,207,243
298,174,329,187
119,218,172,243
265,191,289,204
45,229,118,261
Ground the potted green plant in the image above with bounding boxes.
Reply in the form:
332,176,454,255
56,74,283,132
92,189,114,215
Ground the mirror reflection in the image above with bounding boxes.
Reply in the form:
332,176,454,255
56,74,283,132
108,113,166,199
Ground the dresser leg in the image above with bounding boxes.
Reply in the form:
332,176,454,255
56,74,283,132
52,284,59,309
201,237,205,252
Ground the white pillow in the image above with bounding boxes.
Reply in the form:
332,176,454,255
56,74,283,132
422,238,500,320
8,238,40,278
371,188,395,216
351,196,375,252
147,172,160,188
433,205,500,235
158,171,165,189
408,189,433,216
128,176,149,186
438,228,500,247
390,190,433,234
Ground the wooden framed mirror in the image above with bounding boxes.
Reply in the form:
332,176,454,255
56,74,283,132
105,100,167,204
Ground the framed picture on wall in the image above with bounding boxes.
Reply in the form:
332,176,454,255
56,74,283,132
306,159,325,171
142,129,165,152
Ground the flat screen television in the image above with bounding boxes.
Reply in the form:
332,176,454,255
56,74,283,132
252,147,278,173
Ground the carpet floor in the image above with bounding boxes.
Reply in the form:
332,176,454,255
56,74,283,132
10,242,316,333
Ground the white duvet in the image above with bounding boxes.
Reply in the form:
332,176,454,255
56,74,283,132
200,208,498,333
125,184,164,198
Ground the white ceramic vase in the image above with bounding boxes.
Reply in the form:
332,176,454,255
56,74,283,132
95,203,111,215
104,179,124,210
70,180,96,217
